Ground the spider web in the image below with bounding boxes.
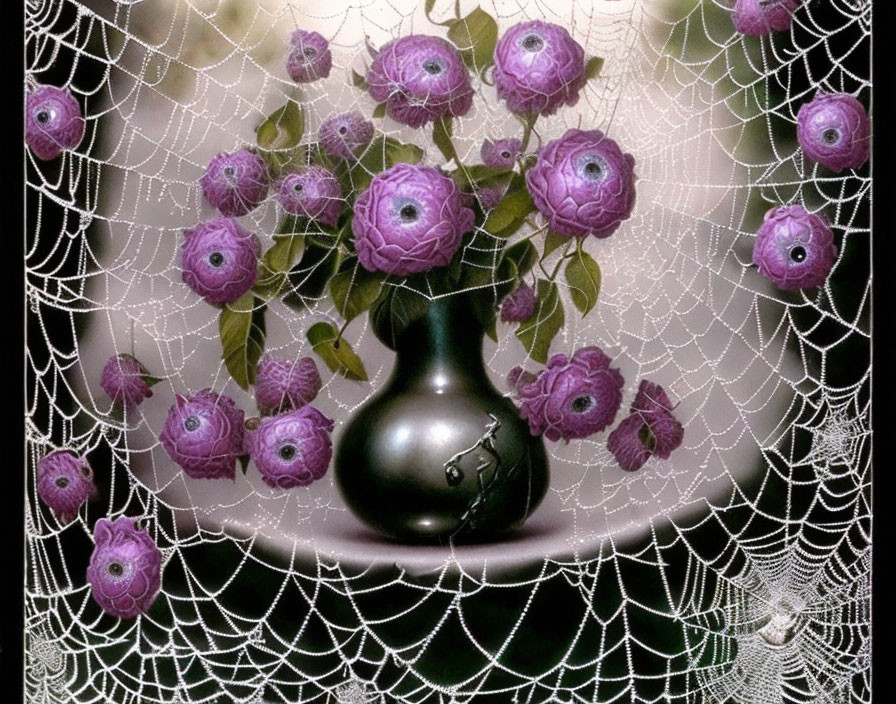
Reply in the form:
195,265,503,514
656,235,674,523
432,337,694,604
24,0,871,702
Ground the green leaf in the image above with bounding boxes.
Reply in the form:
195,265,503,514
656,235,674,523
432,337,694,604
283,241,342,310
253,217,308,298
515,280,564,364
453,229,502,289
447,7,499,72
237,454,250,474
467,256,517,333
585,56,605,81
370,285,431,350
432,115,456,163
542,230,569,259
140,375,164,388
384,137,424,165
565,247,602,316
307,322,368,381
372,102,387,119
330,264,387,323
256,100,305,151
448,164,513,191
303,141,337,170
345,135,387,192
266,236,305,272
483,177,535,237
219,293,267,391
343,134,423,193
502,239,538,277
351,68,368,90
276,215,302,235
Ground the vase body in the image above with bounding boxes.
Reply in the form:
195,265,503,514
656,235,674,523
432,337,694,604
334,294,549,543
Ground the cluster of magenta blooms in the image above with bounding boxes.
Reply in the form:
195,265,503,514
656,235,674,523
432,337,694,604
26,1,869,619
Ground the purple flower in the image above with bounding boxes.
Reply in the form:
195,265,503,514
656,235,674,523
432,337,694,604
181,217,260,304
36,450,97,525
507,366,538,396
25,85,85,161
476,185,504,211
86,517,162,619
366,35,473,128
752,204,837,290
517,346,624,442
352,163,475,275
526,128,637,239
254,354,322,414
607,380,684,471
732,0,800,36
159,389,245,480
319,111,375,162
481,138,522,168
278,167,343,227
245,406,335,489
493,20,586,116
286,30,332,83
500,285,537,323
797,93,870,173
100,354,154,408
200,149,269,217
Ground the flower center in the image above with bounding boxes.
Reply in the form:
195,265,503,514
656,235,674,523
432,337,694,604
789,245,807,263
293,182,304,193
221,165,236,183
279,444,297,461
55,477,69,488
422,59,444,75
821,127,840,145
338,125,348,134
399,203,419,222
107,562,124,577
501,150,511,159
302,46,317,59
521,34,544,52
36,109,51,124
572,395,596,413
580,157,606,181
208,252,224,267
183,415,200,432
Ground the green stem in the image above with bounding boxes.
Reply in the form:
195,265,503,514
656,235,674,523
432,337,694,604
336,318,351,345
519,113,538,154
438,116,475,189
517,222,549,246
547,240,575,281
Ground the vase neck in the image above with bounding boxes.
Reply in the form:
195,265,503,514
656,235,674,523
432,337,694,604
389,294,490,393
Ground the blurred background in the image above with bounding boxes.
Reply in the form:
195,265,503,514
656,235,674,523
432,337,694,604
25,1,869,702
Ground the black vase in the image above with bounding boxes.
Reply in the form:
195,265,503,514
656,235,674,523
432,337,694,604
334,293,550,543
